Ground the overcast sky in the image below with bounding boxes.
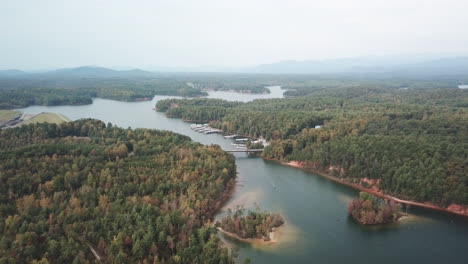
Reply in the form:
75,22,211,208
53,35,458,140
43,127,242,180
1,0,468,70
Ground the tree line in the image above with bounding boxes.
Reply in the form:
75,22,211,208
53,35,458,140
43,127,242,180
0,73,284,110
0,77,206,109
6,73,467,110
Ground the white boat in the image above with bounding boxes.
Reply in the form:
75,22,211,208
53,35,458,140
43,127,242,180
190,123,222,134
204,130,221,134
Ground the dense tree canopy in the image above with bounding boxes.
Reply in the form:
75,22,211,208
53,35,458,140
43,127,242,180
5,72,466,109
348,192,403,225
156,99,242,122
216,207,284,241
0,77,206,109
0,73,280,109
0,120,237,263
157,86,468,206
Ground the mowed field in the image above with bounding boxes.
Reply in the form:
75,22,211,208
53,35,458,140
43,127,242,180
21,112,70,125
0,110,19,123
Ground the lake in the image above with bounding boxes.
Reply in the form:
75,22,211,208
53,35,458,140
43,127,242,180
16,86,468,264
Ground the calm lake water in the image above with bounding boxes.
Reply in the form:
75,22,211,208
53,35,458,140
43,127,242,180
16,86,468,264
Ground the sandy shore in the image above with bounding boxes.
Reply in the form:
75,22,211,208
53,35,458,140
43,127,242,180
267,159,468,217
216,227,277,245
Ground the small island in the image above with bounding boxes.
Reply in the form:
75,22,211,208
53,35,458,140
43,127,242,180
216,207,284,242
348,192,403,225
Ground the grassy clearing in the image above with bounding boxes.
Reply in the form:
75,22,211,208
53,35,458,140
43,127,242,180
22,113,70,125
0,110,20,123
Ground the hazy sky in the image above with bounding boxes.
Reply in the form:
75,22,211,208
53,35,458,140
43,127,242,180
1,0,468,70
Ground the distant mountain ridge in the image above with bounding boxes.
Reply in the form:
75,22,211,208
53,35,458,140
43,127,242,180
0,69,27,77
48,66,155,77
0,66,156,78
246,56,468,75
1,54,468,77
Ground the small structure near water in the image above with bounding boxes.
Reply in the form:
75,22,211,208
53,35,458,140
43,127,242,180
190,124,223,134
458,81,468,89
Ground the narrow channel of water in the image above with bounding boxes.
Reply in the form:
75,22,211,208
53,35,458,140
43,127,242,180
15,86,468,264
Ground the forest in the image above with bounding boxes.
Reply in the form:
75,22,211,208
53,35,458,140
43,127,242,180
0,119,238,263
156,85,468,207
156,99,242,122
0,72,281,109
4,71,466,110
216,207,284,241
0,77,205,109
348,192,403,225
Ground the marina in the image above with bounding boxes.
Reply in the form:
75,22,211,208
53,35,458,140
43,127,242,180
189,123,223,134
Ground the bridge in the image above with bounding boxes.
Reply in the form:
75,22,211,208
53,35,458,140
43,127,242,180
225,149,263,153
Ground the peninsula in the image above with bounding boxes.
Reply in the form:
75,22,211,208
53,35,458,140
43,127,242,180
216,207,284,243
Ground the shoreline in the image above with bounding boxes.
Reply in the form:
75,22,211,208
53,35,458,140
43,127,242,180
216,227,277,245
265,158,468,218
210,178,237,221
153,111,468,219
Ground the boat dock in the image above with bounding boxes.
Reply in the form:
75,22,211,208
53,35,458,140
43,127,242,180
190,124,223,134
225,149,263,153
